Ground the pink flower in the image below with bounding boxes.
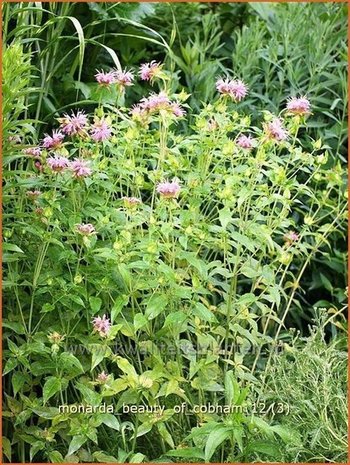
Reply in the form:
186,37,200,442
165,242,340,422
171,103,186,118
286,96,311,115
47,155,70,172
156,179,181,199
91,119,112,142
70,158,92,178
23,147,42,158
97,371,110,383
92,314,111,337
76,223,96,235
284,231,299,244
35,161,43,172
265,118,288,142
42,130,64,150
59,110,88,136
95,69,116,86
141,92,171,112
229,80,248,102
115,69,134,87
216,78,232,95
26,190,41,200
130,104,148,120
122,196,142,208
216,78,248,101
139,61,163,81
237,134,255,150
8,135,21,144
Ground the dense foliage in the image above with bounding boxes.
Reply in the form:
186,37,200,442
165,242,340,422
2,2,348,463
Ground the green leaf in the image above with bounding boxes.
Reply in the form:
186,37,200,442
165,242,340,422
2,436,11,461
47,451,64,463
98,413,120,431
145,294,168,320
246,440,280,456
91,345,112,371
30,441,45,461
129,453,146,463
67,435,87,456
75,382,101,407
230,231,256,253
111,295,129,322
192,302,216,322
205,426,231,462
59,352,84,375
12,371,26,396
89,296,102,314
43,377,61,404
92,451,119,463
219,206,232,229
3,358,18,375
134,313,148,332
270,425,301,445
165,448,205,460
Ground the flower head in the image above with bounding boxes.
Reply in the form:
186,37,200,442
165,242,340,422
95,69,116,86
97,371,110,383
47,155,70,172
156,179,181,199
26,190,41,200
115,69,134,87
92,314,111,337
70,158,92,178
286,96,311,116
237,134,255,150
76,223,96,236
42,130,64,150
265,118,288,142
23,147,42,158
140,92,171,113
229,80,248,101
122,196,142,208
91,119,112,142
216,78,248,101
284,231,299,245
171,103,186,118
59,110,88,136
139,61,163,81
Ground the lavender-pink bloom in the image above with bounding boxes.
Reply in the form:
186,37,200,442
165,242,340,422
47,155,70,172
286,96,311,115
92,314,111,337
171,103,186,118
216,77,248,101
139,61,162,81
42,130,64,150
60,110,88,136
95,69,116,86
97,371,110,383
115,69,134,87
23,147,42,158
91,119,112,142
122,196,142,208
284,231,299,244
156,179,181,199
237,134,255,149
216,78,232,95
266,118,288,142
70,158,92,178
76,223,96,235
141,92,171,112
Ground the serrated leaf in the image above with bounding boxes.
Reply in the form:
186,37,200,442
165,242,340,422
43,377,62,404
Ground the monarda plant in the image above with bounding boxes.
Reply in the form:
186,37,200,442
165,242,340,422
3,61,347,463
